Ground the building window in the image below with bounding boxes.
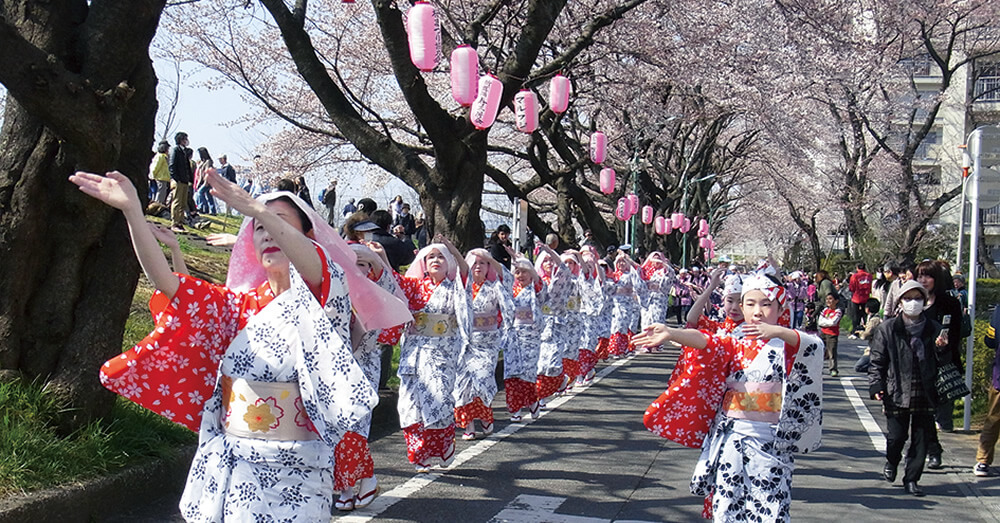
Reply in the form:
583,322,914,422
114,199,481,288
914,128,942,160
900,55,933,77
975,63,1000,102
914,165,941,185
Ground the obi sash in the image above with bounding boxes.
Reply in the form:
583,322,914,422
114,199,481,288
408,312,459,337
472,311,500,331
722,381,782,423
541,304,558,316
648,282,661,291
221,376,319,441
514,307,534,325
617,285,633,295
566,294,580,312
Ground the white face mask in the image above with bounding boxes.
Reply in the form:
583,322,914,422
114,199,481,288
900,298,925,317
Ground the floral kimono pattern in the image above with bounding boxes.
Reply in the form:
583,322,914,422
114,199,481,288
536,267,575,379
395,274,471,465
656,332,823,523
641,267,674,329
454,274,514,427
577,274,605,378
558,274,585,381
505,280,545,413
608,269,642,356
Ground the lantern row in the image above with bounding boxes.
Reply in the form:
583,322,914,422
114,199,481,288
614,201,717,257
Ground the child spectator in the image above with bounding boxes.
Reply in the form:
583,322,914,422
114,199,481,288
802,302,818,334
853,298,882,373
818,292,843,377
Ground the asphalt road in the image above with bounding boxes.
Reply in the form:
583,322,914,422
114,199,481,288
106,338,1000,523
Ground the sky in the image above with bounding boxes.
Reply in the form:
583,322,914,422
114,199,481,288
154,60,515,230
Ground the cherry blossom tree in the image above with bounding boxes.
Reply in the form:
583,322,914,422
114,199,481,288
0,1,166,428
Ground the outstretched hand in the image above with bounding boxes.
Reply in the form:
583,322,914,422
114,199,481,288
148,223,180,249
205,233,238,247
709,267,726,289
69,171,141,213
632,323,673,348
207,168,264,218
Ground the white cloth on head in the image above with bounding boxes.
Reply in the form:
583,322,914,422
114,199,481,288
723,274,743,297
741,273,786,307
407,243,458,281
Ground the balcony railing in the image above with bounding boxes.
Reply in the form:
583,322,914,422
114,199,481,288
975,76,1000,102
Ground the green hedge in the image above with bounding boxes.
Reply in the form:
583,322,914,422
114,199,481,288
974,279,1000,320
969,319,996,425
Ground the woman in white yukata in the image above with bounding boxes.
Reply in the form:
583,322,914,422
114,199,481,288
72,169,410,522
607,253,645,358
333,242,406,511
639,252,675,333
636,273,823,523
557,251,586,389
505,258,545,421
593,260,616,361
394,237,471,472
534,244,576,405
576,249,605,384
453,248,514,440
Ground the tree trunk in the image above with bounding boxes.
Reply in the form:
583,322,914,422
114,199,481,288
0,0,164,430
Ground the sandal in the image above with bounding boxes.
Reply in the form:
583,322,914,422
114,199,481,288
354,477,379,508
335,494,355,511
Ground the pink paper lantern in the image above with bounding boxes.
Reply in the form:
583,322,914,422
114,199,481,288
590,132,606,164
654,215,667,235
627,194,639,215
664,220,674,234
699,237,709,249
599,167,615,194
697,219,709,237
450,45,478,107
671,212,684,229
514,90,538,133
469,74,503,130
616,198,628,221
641,205,654,224
549,74,570,114
406,2,437,72
709,248,716,259
680,217,691,233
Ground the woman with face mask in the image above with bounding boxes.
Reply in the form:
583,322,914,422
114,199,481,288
634,272,824,522
868,280,946,497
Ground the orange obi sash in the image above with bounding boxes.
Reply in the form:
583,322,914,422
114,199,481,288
221,376,319,441
408,312,459,337
722,381,782,423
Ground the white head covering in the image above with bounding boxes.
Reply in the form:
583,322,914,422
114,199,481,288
741,273,786,307
723,274,743,296
224,191,411,331
349,242,408,303
535,250,558,279
465,248,499,282
406,243,458,281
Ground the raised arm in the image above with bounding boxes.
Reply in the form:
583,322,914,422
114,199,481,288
686,267,725,327
69,171,180,299
207,169,322,288
632,323,709,349
148,223,189,276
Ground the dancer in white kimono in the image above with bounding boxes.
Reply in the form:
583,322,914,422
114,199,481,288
557,251,586,389
454,249,514,440
577,250,606,384
505,258,545,421
394,237,472,472
333,242,407,511
608,253,644,358
73,169,410,522
640,252,675,331
534,244,575,404
636,273,823,523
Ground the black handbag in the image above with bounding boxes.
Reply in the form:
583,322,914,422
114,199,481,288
935,361,971,403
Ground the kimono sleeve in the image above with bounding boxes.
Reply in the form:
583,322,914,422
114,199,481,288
633,270,651,307
376,268,407,345
100,275,241,431
643,332,731,448
293,262,378,446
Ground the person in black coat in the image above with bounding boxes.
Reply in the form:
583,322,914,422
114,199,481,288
370,210,415,272
487,224,513,269
869,280,946,497
914,260,964,465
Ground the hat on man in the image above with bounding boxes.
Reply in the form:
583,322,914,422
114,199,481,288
354,221,380,232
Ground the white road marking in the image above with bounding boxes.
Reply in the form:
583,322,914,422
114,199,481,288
487,494,660,523
333,355,637,522
838,376,885,452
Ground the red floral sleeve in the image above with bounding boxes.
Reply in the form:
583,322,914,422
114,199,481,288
100,275,243,431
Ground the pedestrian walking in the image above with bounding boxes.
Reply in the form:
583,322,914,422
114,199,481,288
869,280,946,497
